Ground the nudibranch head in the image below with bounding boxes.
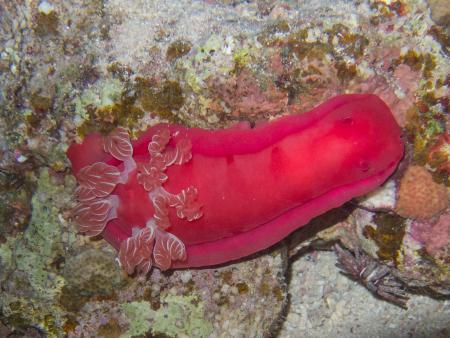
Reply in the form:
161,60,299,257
70,126,201,273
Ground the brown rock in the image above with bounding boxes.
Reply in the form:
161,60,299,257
427,0,450,26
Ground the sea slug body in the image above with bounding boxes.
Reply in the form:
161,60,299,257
67,94,404,273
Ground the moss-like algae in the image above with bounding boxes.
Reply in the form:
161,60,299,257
370,0,408,18
193,35,222,64
121,301,153,338
429,25,450,57
60,248,126,313
9,169,67,297
135,78,184,122
236,282,249,294
335,61,358,83
272,285,285,302
166,40,192,62
75,69,189,138
232,48,251,75
79,102,145,136
152,294,213,338
33,11,59,36
363,213,406,263
75,78,146,136
97,318,126,338
393,50,437,79
118,294,212,338
0,168,74,335
263,24,368,61
0,170,33,238
405,89,448,185
325,24,369,59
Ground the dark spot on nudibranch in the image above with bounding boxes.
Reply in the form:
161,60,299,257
226,155,234,165
340,117,355,125
271,146,281,160
359,159,370,172
270,146,286,174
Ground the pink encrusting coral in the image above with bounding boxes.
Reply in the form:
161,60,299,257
410,213,450,255
68,94,404,274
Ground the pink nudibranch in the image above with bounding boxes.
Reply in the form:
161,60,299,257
68,94,403,274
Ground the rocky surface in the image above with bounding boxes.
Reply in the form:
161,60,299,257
281,250,450,338
0,0,448,336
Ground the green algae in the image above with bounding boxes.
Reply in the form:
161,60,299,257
119,294,212,338
232,48,251,74
194,35,222,64
405,88,448,185
75,77,146,136
187,34,231,81
0,236,14,269
184,66,203,94
152,294,213,338
0,171,33,238
74,78,124,120
0,168,74,335
10,169,66,299
121,301,153,338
